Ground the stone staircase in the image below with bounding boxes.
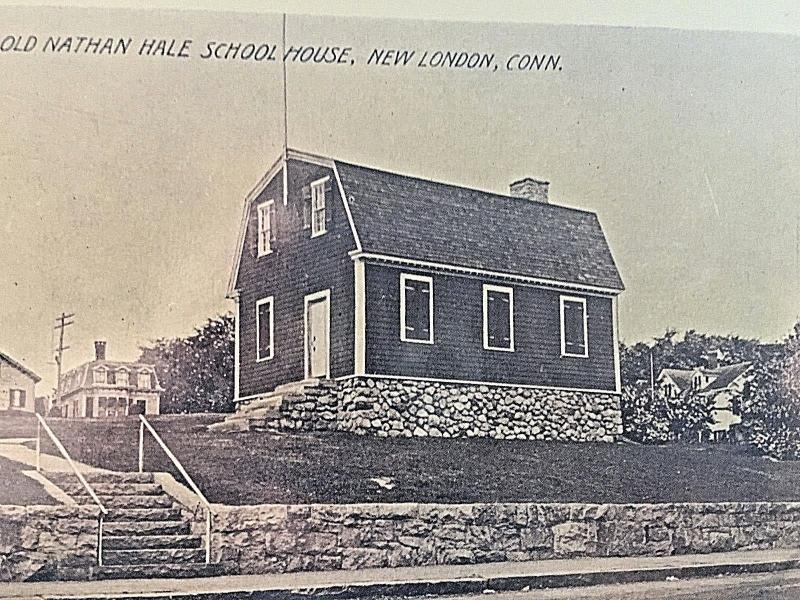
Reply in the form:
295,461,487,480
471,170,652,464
47,471,224,580
209,378,336,433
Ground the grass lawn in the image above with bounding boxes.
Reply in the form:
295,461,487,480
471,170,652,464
0,411,39,439
0,455,55,504
32,414,800,506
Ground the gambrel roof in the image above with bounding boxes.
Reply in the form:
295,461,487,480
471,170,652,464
229,150,624,295
336,161,624,292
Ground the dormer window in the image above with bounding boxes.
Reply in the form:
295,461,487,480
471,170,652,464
94,368,106,384
117,369,129,386
107,370,116,385
138,370,151,389
257,200,275,256
311,177,328,237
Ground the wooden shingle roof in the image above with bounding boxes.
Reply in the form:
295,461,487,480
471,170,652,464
336,161,624,291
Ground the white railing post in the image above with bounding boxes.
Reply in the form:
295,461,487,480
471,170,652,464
35,414,107,567
139,415,213,565
138,419,144,473
35,420,41,473
205,510,211,564
97,514,104,566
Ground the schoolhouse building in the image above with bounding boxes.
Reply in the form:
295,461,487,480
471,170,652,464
224,150,625,441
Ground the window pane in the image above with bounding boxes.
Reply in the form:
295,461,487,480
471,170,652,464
403,279,431,341
258,204,272,254
486,289,511,348
563,300,586,355
311,183,326,235
258,300,273,359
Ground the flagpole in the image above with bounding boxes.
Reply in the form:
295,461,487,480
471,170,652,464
281,13,289,206
282,12,288,157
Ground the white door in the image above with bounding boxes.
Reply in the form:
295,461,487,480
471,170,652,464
305,292,330,379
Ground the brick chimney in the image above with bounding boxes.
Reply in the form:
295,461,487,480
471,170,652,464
94,340,107,361
509,177,549,203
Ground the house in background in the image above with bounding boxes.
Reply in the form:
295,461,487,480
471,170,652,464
224,149,625,441
54,341,162,418
657,358,753,441
0,350,40,413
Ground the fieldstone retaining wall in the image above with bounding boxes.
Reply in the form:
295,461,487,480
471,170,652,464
0,505,100,581
213,501,800,575
277,377,622,442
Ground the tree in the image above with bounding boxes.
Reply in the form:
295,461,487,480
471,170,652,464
619,329,764,444
740,322,800,459
138,313,235,414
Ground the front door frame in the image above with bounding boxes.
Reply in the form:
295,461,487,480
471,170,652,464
304,289,331,380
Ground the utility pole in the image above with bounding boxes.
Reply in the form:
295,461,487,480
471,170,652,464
649,347,655,403
53,312,75,412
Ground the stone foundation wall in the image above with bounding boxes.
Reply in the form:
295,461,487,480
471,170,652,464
278,377,622,442
0,505,100,581
213,501,800,575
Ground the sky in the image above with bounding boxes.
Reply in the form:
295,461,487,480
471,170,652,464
1,4,799,392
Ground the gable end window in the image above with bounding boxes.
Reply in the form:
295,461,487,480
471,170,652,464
400,274,433,344
310,177,330,237
256,296,275,361
257,200,275,256
560,295,588,358
483,284,514,351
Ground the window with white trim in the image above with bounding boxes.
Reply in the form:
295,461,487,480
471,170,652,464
94,367,107,384
560,296,588,358
311,178,327,237
138,370,152,389
400,274,433,344
10,389,25,408
256,296,275,361
117,369,129,387
257,200,275,256
483,284,514,351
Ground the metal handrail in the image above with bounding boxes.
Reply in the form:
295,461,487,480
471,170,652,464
138,415,212,563
35,414,108,566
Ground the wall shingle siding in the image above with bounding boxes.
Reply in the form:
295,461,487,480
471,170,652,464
236,160,357,398
363,263,616,391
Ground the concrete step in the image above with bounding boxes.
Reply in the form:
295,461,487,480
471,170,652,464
95,562,226,580
248,418,280,432
103,520,191,536
104,534,202,551
74,494,175,509
274,379,317,394
103,548,207,566
61,482,164,496
105,507,183,522
243,405,281,419
207,418,250,433
47,471,154,485
55,562,226,580
239,395,283,412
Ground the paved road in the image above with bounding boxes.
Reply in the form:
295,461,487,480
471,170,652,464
433,569,800,600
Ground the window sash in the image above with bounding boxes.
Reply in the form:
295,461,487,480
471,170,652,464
257,202,273,256
311,182,326,236
401,275,433,343
483,285,514,351
560,296,588,357
256,297,274,361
